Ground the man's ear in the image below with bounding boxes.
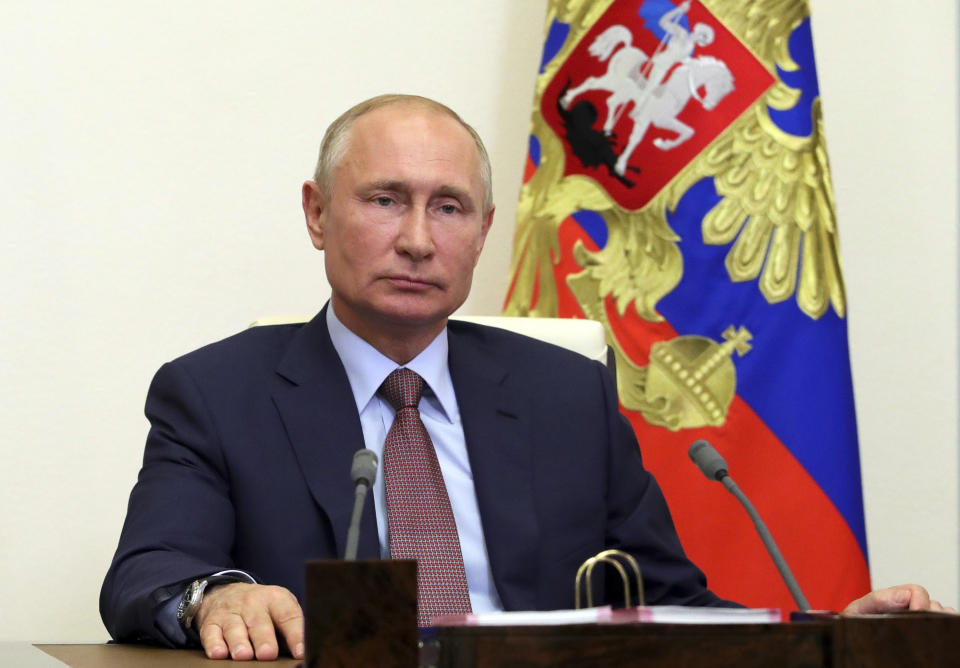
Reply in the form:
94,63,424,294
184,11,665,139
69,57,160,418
476,205,495,255
302,181,326,251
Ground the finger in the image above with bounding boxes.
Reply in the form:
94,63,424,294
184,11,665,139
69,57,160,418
268,593,305,659
843,591,894,615
905,585,932,611
844,586,911,615
219,614,255,661
244,608,280,661
198,622,229,660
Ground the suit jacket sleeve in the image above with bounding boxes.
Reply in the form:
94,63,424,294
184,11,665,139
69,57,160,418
100,314,367,645
100,359,247,645
595,361,736,607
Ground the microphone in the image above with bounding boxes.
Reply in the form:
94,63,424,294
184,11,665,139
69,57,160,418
344,448,378,561
688,439,811,611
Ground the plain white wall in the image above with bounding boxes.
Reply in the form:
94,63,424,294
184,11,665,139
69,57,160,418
0,1,956,642
810,0,960,603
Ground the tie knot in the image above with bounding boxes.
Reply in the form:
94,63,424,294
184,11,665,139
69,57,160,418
380,368,424,411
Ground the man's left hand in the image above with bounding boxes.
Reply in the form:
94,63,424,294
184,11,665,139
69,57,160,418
843,584,957,615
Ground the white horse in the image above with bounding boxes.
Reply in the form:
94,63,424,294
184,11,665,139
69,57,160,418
614,55,735,176
560,25,649,136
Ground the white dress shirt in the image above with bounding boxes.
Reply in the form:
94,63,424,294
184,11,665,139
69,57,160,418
326,306,503,614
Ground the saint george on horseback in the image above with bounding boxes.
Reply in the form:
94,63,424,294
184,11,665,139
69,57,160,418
560,0,733,177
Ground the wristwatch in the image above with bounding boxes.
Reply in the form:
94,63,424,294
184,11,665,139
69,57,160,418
176,573,248,634
176,578,211,632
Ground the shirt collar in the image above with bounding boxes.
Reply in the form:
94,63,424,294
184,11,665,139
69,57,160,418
325,304,457,423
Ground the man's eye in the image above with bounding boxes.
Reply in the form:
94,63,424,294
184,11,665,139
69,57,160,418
439,204,458,215
374,196,393,206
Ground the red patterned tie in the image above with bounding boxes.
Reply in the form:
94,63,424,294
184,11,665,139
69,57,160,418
380,367,472,626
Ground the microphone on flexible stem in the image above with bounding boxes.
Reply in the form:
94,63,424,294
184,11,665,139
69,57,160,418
688,439,811,611
308,448,414,665
344,448,378,561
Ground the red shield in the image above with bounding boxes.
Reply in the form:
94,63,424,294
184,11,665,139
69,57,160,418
541,1,775,211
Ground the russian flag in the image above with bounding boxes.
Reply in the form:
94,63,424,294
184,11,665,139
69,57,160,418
505,0,870,611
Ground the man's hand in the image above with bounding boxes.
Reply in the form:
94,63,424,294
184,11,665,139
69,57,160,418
193,582,304,660
842,584,957,615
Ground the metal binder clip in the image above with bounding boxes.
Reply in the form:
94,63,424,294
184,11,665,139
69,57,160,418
574,549,644,609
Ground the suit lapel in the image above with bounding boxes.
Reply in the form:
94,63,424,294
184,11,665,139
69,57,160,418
449,325,540,611
271,307,379,560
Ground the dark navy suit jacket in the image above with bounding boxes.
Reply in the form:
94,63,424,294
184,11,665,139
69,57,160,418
100,307,728,644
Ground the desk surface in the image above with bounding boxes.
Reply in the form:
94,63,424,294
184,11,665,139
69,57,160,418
7,614,960,668
1,643,301,667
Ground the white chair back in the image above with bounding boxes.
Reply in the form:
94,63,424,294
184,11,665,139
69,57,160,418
250,314,610,366
451,315,608,366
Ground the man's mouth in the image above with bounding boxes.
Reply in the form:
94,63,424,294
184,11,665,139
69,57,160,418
384,275,439,290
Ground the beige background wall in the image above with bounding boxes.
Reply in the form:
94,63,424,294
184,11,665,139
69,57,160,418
1,1,956,641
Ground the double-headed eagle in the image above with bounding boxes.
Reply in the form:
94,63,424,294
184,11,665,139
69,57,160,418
506,0,845,324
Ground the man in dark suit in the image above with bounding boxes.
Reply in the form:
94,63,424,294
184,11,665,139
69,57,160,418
101,94,951,662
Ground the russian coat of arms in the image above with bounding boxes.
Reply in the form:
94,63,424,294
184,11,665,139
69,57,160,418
507,0,846,429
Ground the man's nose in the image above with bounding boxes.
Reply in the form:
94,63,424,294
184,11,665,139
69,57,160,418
395,208,435,260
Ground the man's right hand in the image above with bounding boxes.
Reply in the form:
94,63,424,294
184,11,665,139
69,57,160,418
193,582,304,660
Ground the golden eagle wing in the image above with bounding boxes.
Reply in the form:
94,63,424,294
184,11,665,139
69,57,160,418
696,0,846,320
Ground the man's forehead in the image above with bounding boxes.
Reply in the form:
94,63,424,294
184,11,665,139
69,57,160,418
338,105,482,187
350,103,472,146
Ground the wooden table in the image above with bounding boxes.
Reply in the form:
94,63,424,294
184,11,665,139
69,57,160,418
1,643,301,667
434,613,960,667
7,613,960,667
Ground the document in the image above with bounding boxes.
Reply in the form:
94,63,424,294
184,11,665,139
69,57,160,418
433,606,781,626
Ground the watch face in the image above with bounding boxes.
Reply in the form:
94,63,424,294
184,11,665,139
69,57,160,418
178,580,202,623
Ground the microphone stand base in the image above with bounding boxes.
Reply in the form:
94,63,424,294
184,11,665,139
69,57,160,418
304,559,418,668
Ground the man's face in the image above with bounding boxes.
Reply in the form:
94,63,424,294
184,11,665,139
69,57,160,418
303,104,494,346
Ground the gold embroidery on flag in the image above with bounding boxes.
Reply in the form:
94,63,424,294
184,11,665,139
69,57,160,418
506,0,845,325
628,326,752,431
701,97,844,319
